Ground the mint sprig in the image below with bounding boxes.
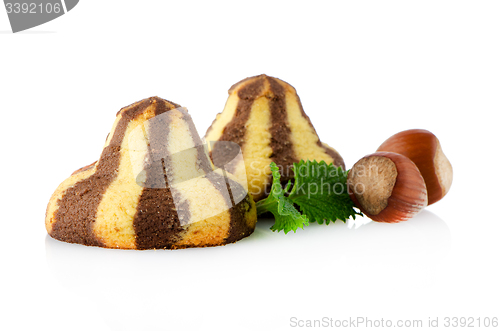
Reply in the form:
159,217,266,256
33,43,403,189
256,163,309,234
289,160,361,224
256,160,362,233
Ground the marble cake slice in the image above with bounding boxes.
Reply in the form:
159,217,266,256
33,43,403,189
46,97,257,249
205,74,344,201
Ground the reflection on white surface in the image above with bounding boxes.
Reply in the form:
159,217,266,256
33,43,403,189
45,210,450,330
347,214,373,229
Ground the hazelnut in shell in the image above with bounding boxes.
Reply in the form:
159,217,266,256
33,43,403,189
377,129,453,205
347,152,428,223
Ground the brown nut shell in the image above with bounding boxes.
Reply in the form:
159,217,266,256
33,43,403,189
347,152,428,223
377,129,452,205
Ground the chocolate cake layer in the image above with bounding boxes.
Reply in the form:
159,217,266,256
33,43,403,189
132,99,186,249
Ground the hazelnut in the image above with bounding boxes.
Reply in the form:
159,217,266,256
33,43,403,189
377,129,453,205
347,152,428,223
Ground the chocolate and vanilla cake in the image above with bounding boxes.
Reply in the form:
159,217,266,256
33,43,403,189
46,97,257,249
205,74,345,201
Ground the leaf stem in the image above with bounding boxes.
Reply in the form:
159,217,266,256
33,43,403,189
256,200,273,215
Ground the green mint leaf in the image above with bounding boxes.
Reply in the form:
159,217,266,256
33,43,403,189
288,160,362,224
256,163,309,234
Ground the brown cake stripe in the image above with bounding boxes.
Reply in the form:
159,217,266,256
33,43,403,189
205,171,253,244
228,76,256,94
210,139,243,174
133,99,188,249
71,161,97,175
212,77,266,161
268,77,299,183
205,76,257,137
323,145,345,170
51,98,155,246
223,179,253,244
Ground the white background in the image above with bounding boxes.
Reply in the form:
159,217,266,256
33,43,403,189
1,1,499,330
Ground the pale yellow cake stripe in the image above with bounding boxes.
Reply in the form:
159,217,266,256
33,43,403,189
172,177,232,247
93,113,152,249
285,91,335,164
224,154,249,193
245,196,257,229
205,92,249,191
242,96,273,200
158,108,233,246
205,93,240,143
158,109,206,185
45,166,96,234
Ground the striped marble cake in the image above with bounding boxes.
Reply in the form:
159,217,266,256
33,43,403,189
46,97,257,249
205,74,345,202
